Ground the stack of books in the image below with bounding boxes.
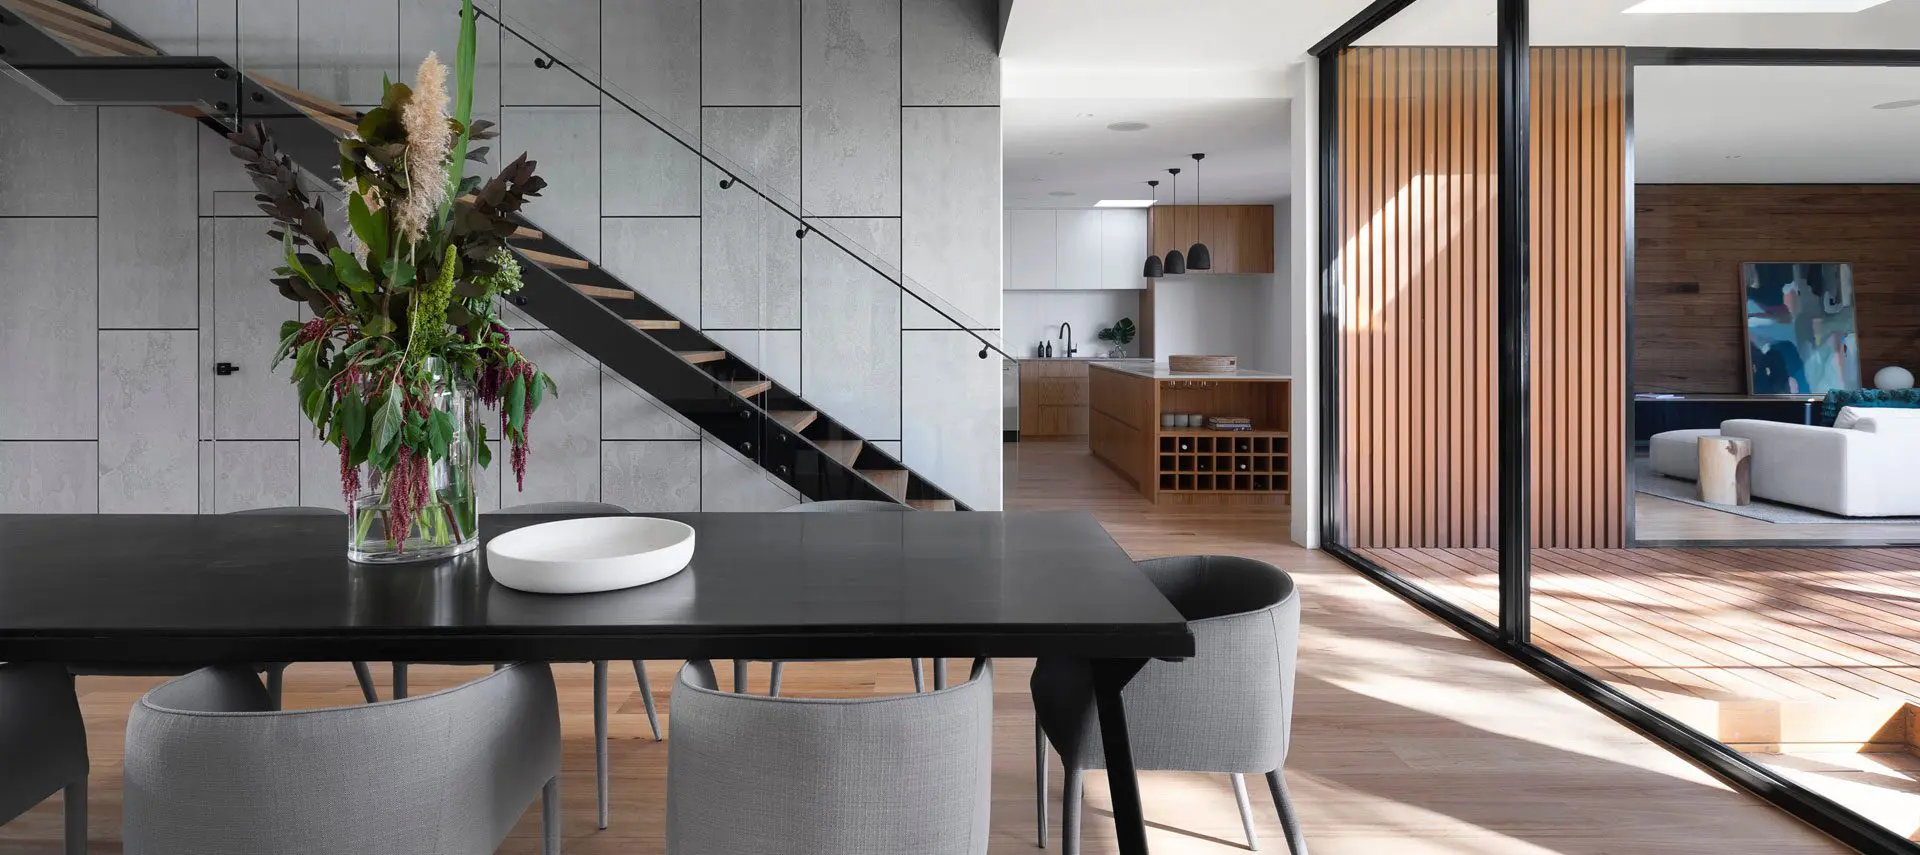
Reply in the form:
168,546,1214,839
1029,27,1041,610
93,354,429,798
1206,416,1253,432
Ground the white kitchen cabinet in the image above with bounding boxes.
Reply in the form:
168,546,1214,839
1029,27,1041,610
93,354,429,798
1007,209,1058,291
1100,209,1149,289
1054,209,1104,291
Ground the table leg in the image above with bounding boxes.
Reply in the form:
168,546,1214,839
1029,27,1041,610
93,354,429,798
1091,658,1150,855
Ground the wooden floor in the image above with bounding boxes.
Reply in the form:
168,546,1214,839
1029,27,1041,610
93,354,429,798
1635,493,1920,544
1359,545,1920,708
0,441,1850,854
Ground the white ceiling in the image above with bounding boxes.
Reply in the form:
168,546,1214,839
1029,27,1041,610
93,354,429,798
1000,0,1374,100
996,0,1370,210
1002,98,1291,207
997,0,1920,206
1360,0,1920,46
1637,65,1920,182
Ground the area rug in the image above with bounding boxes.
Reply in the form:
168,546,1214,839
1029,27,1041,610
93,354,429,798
1632,457,1920,525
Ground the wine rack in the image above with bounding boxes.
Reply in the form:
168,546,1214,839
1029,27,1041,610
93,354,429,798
1155,431,1289,494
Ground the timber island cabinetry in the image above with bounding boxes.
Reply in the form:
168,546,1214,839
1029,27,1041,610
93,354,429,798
1088,363,1290,505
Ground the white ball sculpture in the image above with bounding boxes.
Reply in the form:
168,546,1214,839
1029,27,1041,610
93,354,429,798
1875,365,1915,391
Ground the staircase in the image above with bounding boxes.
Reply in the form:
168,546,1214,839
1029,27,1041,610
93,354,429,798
0,0,992,510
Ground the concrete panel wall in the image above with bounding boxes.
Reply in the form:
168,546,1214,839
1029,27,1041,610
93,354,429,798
0,0,999,513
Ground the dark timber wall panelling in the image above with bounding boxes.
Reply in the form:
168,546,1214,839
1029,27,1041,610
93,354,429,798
1635,184,1920,393
1337,46,1625,550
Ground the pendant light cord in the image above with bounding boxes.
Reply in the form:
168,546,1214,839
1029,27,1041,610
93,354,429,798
1169,167,1181,255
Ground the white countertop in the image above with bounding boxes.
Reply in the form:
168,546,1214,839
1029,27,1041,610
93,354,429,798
1090,361,1290,381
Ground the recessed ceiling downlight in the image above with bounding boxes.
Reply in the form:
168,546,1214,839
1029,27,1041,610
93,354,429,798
1106,121,1150,132
1872,98,1920,110
1047,190,1076,197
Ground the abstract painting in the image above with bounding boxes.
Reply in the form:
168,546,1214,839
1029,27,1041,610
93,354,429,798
1743,262,1861,396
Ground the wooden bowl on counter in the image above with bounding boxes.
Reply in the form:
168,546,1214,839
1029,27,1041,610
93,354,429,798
1168,355,1238,374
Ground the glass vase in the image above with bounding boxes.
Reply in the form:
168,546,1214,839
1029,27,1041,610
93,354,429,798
347,358,480,564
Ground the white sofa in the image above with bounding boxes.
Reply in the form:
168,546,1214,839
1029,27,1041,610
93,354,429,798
1719,417,1920,517
1649,428,1718,481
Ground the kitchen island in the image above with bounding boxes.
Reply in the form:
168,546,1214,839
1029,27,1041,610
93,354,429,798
1089,362,1290,505
1016,358,1153,439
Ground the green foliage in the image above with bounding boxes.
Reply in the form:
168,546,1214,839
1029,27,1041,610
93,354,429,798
1097,317,1137,346
473,245,524,296
408,244,459,353
347,192,389,262
225,0,552,503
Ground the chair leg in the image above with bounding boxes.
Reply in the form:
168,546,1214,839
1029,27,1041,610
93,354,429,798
1062,767,1084,855
594,659,610,830
63,777,85,855
264,663,285,710
1034,719,1048,848
732,660,748,693
934,658,948,690
768,661,784,697
912,658,925,692
1266,769,1308,855
632,661,661,740
391,662,409,699
1232,773,1260,850
352,662,380,702
541,776,562,855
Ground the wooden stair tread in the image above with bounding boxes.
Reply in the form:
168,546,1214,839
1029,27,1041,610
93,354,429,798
517,247,590,270
251,74,358,121
677,350,726,365
573,284,633,300
815,440,863,468
724,379,771,398
858,469,910,501
907,499,956,512
304,109,360,136
772,410,818,433
3,0,112,30
509,225,545,240
15,6,156,55
628,319,681,331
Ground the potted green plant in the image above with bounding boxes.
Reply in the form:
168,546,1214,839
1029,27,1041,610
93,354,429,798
1097,317,1137,358
228,1,552,563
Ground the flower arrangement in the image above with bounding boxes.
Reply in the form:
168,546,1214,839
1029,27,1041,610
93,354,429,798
227,1,551,557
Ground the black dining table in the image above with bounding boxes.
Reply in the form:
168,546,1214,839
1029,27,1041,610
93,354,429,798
0,509,1191,854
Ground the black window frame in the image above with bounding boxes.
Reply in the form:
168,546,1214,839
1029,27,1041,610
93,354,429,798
1311,4,1920,852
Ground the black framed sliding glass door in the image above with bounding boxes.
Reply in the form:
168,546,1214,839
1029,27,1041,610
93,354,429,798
1314,0,1920,851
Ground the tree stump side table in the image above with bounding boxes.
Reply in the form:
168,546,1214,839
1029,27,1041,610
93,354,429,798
1698,436,1752,506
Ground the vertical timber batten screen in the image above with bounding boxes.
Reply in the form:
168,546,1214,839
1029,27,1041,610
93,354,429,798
1337,46,1624,549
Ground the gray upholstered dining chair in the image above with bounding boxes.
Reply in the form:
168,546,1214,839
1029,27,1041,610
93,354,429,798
742,500,931,696
123,663,561,855
666,658,994,855
67,506,368,709
381,500,662,831
0,663,88,855
1032,555,1308,855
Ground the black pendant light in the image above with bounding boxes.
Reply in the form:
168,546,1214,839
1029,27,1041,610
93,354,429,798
1142,180,1165,278
1163,168,1186,275
1186,153,1213,270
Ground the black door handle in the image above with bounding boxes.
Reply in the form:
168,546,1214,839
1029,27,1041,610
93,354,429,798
215,362,239,376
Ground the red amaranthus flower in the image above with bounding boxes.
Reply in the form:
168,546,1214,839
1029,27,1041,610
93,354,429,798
295,316,329,345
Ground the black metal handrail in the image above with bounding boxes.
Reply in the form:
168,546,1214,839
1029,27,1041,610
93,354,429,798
469,4,1010,362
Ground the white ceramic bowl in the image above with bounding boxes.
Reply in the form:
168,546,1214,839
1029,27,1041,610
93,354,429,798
486,516,696,595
